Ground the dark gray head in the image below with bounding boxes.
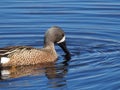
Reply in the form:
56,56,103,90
44,26,70,54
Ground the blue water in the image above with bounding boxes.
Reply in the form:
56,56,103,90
0,0,120,90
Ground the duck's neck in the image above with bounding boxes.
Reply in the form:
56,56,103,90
44,40,57,57
44,42,54,49
44,38,53,47
44,39,55,51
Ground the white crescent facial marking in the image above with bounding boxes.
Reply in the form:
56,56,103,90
1,57,10,64
57,36,65,44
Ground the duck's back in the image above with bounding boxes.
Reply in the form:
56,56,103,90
0,46,57,67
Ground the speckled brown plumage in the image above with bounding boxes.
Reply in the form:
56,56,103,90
1,45,57,67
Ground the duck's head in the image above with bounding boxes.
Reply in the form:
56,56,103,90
44,26,70,55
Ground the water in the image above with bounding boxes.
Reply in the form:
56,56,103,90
0,0,120,90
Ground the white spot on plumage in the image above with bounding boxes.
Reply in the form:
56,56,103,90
1,70,10,76
57,36,65,43
1,57,10,64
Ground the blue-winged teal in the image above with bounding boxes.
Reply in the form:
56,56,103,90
0,26,70,67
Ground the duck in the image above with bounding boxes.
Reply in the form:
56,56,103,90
0,26,70,67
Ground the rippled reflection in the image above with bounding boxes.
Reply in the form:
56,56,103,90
46,55,70,88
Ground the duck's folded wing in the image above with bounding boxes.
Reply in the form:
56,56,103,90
0,46,34,56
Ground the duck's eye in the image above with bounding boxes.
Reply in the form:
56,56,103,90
62,34,64,37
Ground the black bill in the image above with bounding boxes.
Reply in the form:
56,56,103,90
58,41,70,55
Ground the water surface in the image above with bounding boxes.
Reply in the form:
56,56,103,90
0,0,120,90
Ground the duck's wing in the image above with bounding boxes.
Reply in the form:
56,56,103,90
0,46,34,57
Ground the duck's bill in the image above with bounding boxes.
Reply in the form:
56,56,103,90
58,41,70,55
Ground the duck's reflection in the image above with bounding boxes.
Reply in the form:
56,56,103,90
0,54,71,89
46,54,70,89
0,63,52,80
